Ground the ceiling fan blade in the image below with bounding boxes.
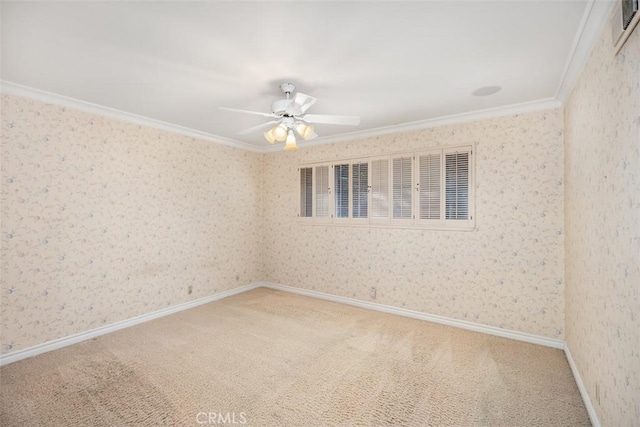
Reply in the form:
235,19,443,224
286,92,317,116
237,120,280,135
219,107,279,119
303,114,361,126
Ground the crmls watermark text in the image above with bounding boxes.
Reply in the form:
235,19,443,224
195,412,247,425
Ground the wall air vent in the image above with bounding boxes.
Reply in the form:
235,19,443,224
612,0,640,54
622,0,638,29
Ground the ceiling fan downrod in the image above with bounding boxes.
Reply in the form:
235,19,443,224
280,83,296,97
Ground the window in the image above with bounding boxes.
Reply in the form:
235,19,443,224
334,163,349,219
392,156,413,222
445,150,470,221
417,151,441,222
299,164,330,221
315,164,330,219
414,147,473,228
300,167,313,218
352,162,368,219
299,145,473,229
370,158,390,222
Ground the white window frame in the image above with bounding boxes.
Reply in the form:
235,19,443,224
414,146,474,229
390,153,415,226
332,162,350,223
298,162,333,224
350,159,370,225
314,163,332,224
442,146,474,229
298,144,475,231
369,156,391,225
415,148,443,228
298,166,314,222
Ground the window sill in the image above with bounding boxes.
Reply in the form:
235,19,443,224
297,220,476,232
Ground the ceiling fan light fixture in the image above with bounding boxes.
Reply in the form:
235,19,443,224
296,123,315,140
283,130,298,151
273,124,288,141
222,83,361,149
263,128,276,144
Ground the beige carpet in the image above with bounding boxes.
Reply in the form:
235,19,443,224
1,288,589,426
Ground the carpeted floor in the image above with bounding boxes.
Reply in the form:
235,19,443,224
1,288,590,426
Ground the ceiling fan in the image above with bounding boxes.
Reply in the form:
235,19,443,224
220,83,361,150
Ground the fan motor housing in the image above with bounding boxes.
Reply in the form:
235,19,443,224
272,99,293,115
280,83,296,94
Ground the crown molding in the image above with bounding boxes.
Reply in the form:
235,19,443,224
0,80,263,153
2,0,613,159
2,80,561,155
262,97,562,153
554,0,616,103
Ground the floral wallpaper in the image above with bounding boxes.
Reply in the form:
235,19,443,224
564,18,640,427
1,95,568,359
1,94,264,355
262,109,566,339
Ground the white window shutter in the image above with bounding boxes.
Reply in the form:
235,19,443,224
315,165,330,218
299,167,313,218
392,156,413,222
444,149,471,223
334,163,349,218
298,145,473,229
417,152,441,222
352,162,368,219
370,158,390,222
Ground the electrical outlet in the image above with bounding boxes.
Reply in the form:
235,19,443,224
188,285,193,295
370,286,376,299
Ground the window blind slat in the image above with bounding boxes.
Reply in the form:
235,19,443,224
315,165,329,217
334,164,349,218
352,162,368,219
445,152,470,220
393,156,412,219
300,167,313,217
419,154,441,220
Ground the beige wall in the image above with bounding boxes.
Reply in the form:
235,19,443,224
2,94,567,355
263,109,565,339
564,18,640,426
1,94,264,354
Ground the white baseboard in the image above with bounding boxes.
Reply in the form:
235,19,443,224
259,282,564,349
564,344,601,427
1,280,565,367
0,282,261,367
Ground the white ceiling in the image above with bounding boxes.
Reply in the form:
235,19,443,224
1,1,604,149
